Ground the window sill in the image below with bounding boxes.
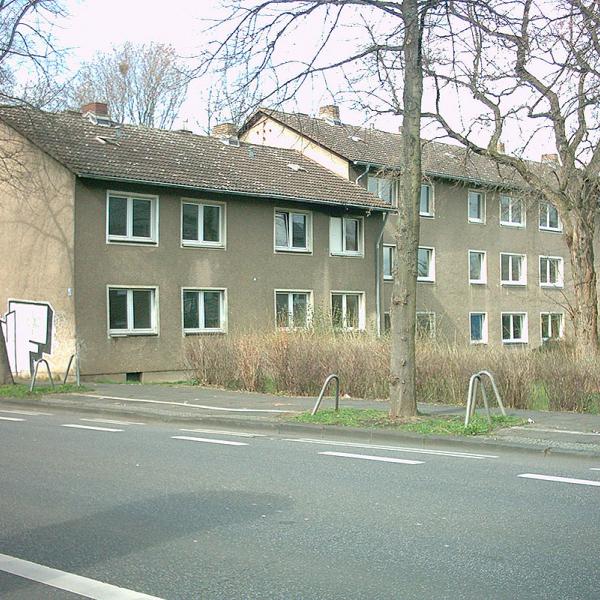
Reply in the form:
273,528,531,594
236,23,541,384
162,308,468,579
419,213,434,219
384,276,394,281
275,247,311,254
468,219,485,224
540,283,564,289
502,340,528,345
500,222,526,229
539,227,563,234
109,331,158,337
330,252,364,258
501,282,527,287
469,280,487,285
182,242,225,249
417,278,435,283
470,340,488,345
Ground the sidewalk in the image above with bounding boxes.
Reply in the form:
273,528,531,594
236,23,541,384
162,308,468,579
3,382,600,457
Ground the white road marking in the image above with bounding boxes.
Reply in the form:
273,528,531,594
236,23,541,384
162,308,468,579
511,426,600,437
81,418,145,426
61,424,123,432
179,428,265,438
319,451,424,465
81,393,291,413
284,438,498,459
0,552,164,599
590,468,600,471
518,473,600,487
0,416,24,422
0,409,52,416
171,435,248,446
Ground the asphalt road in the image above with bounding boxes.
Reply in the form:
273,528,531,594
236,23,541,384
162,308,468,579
0,408,599,599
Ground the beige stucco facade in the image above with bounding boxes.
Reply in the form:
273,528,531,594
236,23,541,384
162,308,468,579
383,180,572,346
0,122,77,379
244,116,575,347
73,179,383,379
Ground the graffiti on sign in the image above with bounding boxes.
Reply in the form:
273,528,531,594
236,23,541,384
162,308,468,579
1,300,54,375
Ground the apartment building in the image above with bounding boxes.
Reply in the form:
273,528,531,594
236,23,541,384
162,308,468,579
241,106,571,347
0,104,390,381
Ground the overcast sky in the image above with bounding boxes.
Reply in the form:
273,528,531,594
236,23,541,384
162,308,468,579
50,0,555,157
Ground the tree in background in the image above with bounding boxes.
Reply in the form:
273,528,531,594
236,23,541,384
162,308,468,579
70,42,190,129
419,0,600,356
201,0,446,418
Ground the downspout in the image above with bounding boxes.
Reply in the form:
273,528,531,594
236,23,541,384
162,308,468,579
376,211,390,337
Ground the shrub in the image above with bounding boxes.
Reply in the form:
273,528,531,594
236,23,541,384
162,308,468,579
184,331,600,413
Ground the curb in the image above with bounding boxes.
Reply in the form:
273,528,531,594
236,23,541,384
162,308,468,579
2,395,600,460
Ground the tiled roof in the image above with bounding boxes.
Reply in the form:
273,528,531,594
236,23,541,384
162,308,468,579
0,106,391,211
247,108,525,188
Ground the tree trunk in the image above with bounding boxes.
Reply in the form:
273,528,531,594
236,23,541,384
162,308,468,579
389,0,423,418
0,321,14,385
565,207,599,357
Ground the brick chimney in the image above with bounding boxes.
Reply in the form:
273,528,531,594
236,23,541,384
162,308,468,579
541,153,559,165
211,122,238,137
319,104,341,123
81,102,109,117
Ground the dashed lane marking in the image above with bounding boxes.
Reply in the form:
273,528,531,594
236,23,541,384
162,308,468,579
0,552,164,599
80,393,291,413
179,428,265,438
518,473,600,487
171,435,248,446
0,416,25,422
284,438,498,459
61,424,123,432
590,468,600,471
319,451,424,465
81,418,145,426
0,409,52,416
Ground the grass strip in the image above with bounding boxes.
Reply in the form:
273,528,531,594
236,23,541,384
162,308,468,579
287,408,525,436
0,383,89,399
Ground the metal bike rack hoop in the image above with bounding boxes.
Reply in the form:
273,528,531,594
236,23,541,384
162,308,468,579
311,374,340,416
29,358,55,392
465,370,506,427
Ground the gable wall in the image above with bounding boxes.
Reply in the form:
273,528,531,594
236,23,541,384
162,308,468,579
0,122,77,379
241,116,350,179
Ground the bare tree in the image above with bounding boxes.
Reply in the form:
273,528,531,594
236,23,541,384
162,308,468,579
69,42,190,129
417,0,600,356
0,1,65,105
200,0,445,417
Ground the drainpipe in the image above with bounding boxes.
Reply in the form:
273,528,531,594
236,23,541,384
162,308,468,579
355,162,371,186
375,211,390,337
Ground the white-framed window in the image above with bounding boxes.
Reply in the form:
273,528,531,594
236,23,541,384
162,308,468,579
500,253,527,286
331,292,365,331
539,202,562,232
181,200,225,247
500,195,525,227
275,290,312,329
420,184,434,217
468,190,485,223
539,256,564,288
470,312,488,344
107,192,158,244
541,312,564,342
383,244,395,280
468,250,487,284
330,216,363,256
274,209,312,252
108,286,158,336
416,312,436,338
417,247,435,282
182,288,227,333
501,312,528,344
367,175,396,204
